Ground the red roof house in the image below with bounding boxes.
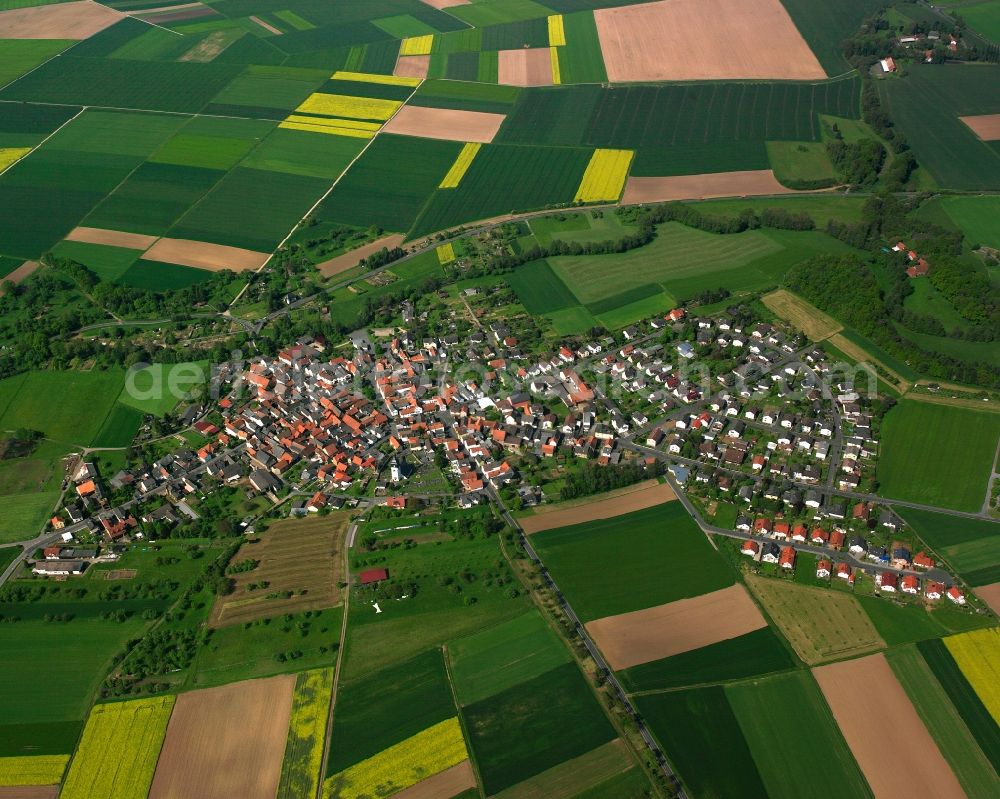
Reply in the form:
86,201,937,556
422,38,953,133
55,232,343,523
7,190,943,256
359,568,388,586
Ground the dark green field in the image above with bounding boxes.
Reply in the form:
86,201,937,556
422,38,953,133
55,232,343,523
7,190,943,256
857,595,991,647
462,661,616,795
780,0,886,74
49,240,140,283
91,402,144,449
556,10,607,84
531,503,735,622
899,508,1000,585
879,65,1000,190
118,260,215,291
619,628,796,693
506,260,579,315
326,648,455,776
637,686,768,799
409,79,521,115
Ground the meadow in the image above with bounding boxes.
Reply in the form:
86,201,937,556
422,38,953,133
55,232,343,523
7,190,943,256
858,595,990,648
878,64,1000,191
938,195,1000,249
618,627,795,693
448,610,570,705
530,502,734,622
637,686,768,799
887,645,1000,799
877,400,1000,512
0,39,72,88
117,362,206,418
963,0,1000,43
726,670,873,799
462,661,616,795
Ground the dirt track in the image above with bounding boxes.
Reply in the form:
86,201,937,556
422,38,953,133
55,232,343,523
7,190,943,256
594,0,826,82
520,481,675,534
961,114,1000,141
813,654,965,799
498,48,553,86
622,171,794,204
585,584,766,670
394,55,431,79
389,761,476,799
66,227,158,251
0,1,120,39
143,238,269,272
316,234,406,278
149,675,295,799
382,106,506,143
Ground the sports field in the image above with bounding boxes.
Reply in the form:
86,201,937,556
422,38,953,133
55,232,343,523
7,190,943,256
877,400,1000,512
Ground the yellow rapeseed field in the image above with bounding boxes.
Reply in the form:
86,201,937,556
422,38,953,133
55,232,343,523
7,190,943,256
331,71,421,87
277,668,334,799
280,114,379,138
439,142,481,189
400,35,434,56
279,122,373,138
61,695,175,799
0,754,69,786
548,14,566,47
296,93,402,121
0,147,32,172
437,242,456,264
574,148,634,202
945,627,1000,725
323,717,467,799
550,46,561,85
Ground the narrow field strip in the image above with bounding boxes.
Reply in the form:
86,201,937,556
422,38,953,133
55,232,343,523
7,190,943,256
548,15,566,47
439,142,481,189
277,122,373,139
574,148,634,203
295,93,402,121
276,669,334,799
550,47,561,85
331,71,421,87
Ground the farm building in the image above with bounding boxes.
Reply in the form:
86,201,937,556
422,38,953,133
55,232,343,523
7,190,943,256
32,561,84,576
359,568,389,586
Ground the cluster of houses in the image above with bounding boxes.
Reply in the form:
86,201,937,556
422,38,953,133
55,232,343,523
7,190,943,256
892,240,931,278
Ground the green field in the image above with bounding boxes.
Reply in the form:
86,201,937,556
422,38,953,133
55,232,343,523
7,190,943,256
0,39,72,88
506,260,579,315
858,595,990,647
877,400,1000,512
879,65,1000,190
766,141,838,185
727,670,872,799
462,661,616,795
326,648,455,776
963,0,1000,43
118,259,214,291
92,402,144,449
637,686,768,799
49,240,141,283
618,628,795,693
938,195,1000,249
887,645,1000,799
448,611,570,705
899,508,1000,585
409,79,520,114
531,502,734,622
115,362,206,418
918,638,1000,773
556,11,607,84
779,0,885,73
241,127,364,179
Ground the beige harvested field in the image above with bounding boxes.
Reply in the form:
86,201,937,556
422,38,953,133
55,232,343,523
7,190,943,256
814,654,964,799
210,513,349,627
66,226,157,251
179,30,236,62
595,0,825,82
961,114,1000,141
316,234,406,278
826,332,911,392
586,584,766,670
622,170,794,204
2,260,41,287
974,581,1000,616
382,105,506,143
746,574,884,665
418,0,470,8
394,54,431,79
249,15,282,35
149,675,295,799
498,48,553,86
763,289,843,341
143,237,269,272
0,1,120,39
0,789,58,799
390,761,476,799
520,481,675,534
496,740,632,799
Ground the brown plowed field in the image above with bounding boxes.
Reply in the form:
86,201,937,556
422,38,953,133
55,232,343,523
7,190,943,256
209,513,349,627
389,760,476,799
0,788,58,799
813,654,965,799
394,55,431,79
148,675,295,799
0,1,120,39
498,48,553,86
143,237,269,272
594,0,825,82
974,581,1000,616
382,105,506,143
622,170,794,204
2,260,41,287
585,583,766,670
316,234,405,278
961,114,1000,141
520,481,675,534
66,227,157,251
249,15,282,35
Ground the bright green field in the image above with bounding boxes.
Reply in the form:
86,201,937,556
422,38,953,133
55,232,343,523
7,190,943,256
877,400,1000,512
691,195,865,226
448,611,570,705
887,644,1000,799
857,595,991,647
0,39,72,88
726,671,873,799
556,10,607,84
530,502,735,622
0,492,60,544
116,361,207,417
939,195,1000,249
91,401,143,449
963,0,1000,43
240,127,363,179
766,141,838,185
49,240,141,283
899,508,1000,585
